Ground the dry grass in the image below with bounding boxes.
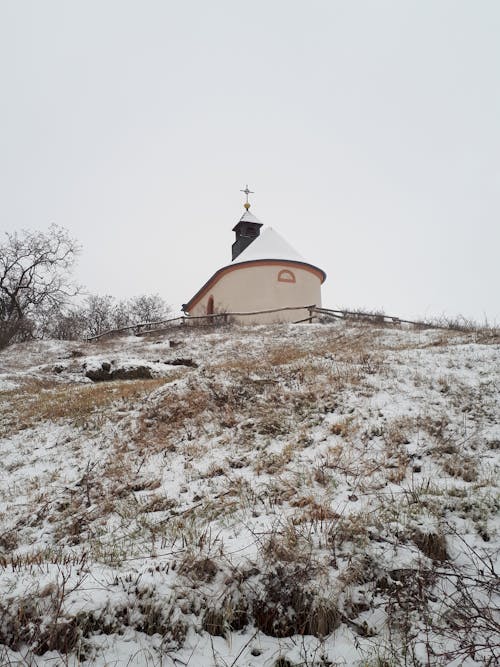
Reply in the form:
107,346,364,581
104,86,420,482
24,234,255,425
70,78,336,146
0,378,168,437
412,528,448,561
252,564,340,638
0,320,498,663
442,455,479,482
265,344,312,366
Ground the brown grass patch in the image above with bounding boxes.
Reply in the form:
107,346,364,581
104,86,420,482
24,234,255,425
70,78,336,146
266,345,311,366
252,565,340,638
290,496,339,524
442,456,478,482
412,529,448,561
0,378,167,437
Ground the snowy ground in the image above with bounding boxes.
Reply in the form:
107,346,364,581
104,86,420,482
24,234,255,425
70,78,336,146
0,321,498,666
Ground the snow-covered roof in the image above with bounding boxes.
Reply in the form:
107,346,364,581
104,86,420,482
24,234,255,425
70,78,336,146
238,210,262,225
232,227,306,265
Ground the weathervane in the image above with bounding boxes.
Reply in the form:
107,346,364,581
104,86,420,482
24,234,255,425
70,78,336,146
240,184,254,210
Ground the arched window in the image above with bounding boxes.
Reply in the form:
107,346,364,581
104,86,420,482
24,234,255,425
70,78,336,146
206,296,214,315
278,269,296,283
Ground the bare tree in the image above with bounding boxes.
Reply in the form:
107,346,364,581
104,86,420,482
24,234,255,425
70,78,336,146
0,225,80,349
39,304,88,341
126,294,172,324
83,295,116,338
81,293,172,338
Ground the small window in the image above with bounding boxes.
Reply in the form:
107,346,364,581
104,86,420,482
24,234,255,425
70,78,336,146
278,269,296,283
207,296,214,315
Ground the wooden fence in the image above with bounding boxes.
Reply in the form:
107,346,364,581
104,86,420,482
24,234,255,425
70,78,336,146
86,305,469,342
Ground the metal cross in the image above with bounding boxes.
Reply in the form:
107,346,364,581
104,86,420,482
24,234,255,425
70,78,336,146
240,184,254,207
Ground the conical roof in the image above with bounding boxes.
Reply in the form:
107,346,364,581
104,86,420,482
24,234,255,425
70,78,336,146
232,227,306,265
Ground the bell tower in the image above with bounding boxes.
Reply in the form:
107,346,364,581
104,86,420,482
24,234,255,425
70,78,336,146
232,185,263,260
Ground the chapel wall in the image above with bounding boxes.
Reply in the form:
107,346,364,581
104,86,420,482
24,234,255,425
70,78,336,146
189,263,322,324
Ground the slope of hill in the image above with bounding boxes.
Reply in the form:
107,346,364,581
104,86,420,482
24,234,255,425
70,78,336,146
0,321,499,666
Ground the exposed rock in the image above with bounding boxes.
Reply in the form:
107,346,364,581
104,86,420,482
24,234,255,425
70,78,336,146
111,366,153,380
164,358,198,368
85,362,153,382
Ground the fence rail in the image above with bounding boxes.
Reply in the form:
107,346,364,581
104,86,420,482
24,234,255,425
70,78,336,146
86,305,473,341
86,306,317,341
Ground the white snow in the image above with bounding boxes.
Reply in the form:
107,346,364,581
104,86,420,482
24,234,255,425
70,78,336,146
0,322,498,666
232,226,311,265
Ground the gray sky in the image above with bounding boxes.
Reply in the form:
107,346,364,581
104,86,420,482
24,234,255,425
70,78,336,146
1,1,499,322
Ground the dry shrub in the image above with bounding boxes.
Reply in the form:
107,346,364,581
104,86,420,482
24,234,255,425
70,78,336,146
442,456,478,482
74,599,187,648
257,415,289,437
252,565,340,638
128,478,162,492
201,593,249,637
412,529,448,561
290,496,339,524
332,514,380,550
142,494,177,513
383,420,412,484
385,458,409,484
338,555,377,586
263,535,303,564
0,549,88,571
307,596,342,637
378,566,437,618
208,356,263,375
0,591,84,656
179,555,218,583
261,521,314,565
419,415,450,440
200,462,228,478
137,385,211,450
330,416,356,438
102,440,136,493
138,374,263,450
253,447,293,475
0,529,18,552
273,659,293,667
311,326,380,361
134,336,370,456
384,417,413,447
201,607,227,637
266,345,311,366
253,526,341,637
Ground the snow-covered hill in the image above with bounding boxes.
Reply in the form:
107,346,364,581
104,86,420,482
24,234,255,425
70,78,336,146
0,321,499,666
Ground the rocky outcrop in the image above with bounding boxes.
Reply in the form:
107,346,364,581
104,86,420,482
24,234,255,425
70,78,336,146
84,362,153,382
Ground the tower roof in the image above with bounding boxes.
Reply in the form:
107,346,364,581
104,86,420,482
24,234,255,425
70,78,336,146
232,227,306,265
232,210,263,232
238,210,262,225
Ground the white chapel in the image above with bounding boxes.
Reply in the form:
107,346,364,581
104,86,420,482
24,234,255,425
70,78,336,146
182,188,327,324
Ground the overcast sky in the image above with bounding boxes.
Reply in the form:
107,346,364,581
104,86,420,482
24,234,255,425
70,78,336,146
1,1,499,322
